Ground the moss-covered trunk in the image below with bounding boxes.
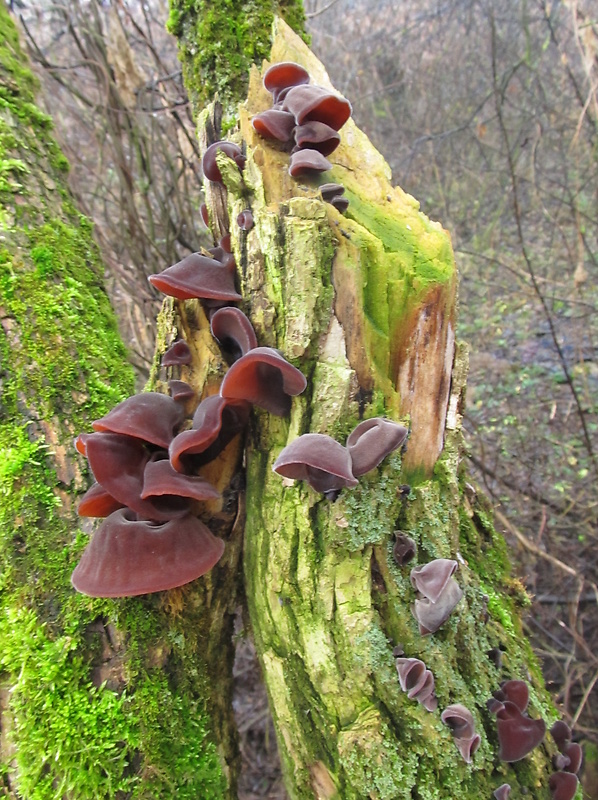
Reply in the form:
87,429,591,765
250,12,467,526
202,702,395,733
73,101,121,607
0,8,233,798
213,20,562,800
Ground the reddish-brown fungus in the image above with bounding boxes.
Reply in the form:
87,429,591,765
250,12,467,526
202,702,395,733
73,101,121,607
410,558,458,603
264,62,310,100
77,482,124,518
395,657,437,711
551,721,572,752
141,457,220,502
71,509,225,597
272,433,358,496
252,109,296,142
288,149,332,177
412,578,463,634
237,209,254,231
92,392,185,449
169,380,196,403
220,346,307,416
162,339,192,367
294,121,340,156
393,532,417,566
200,202,210,227
455,734,481,764
549,772,579,800
169,395,251,473
283,84,352,130
346,417,408,476
85,432,190,522
493,680,529,714
148,252,242,303
202,141,245,184
495,700,546,762
440,704,476,740
210,306,258,362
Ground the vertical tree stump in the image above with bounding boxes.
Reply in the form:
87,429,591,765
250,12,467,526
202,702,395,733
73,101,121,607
214,19,558,799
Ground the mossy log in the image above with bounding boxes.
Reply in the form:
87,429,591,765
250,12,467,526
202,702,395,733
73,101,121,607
0,9,231,798
209,19,564,800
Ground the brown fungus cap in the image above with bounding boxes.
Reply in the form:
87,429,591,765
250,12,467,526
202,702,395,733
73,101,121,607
393,532,417,566
252,108,296,142
412,577,463,635
71,509,225,597
85,432,190,522
494,680,530,714
148,252,242,303
549,772,579,800
162,339,192,367
93,392,184,449
264,62,310,96
283,84,352,130
395,657,437,711
273,433,358,496
210,306,258,363
294,121,340,156
494,700,546,762
288,149,332,177
493,785,511,800
141,457,220,502
410,558,458,603
202,140,245,184
169,395,251,473
169,380,196,403
236,209,254,231
440,704,476,740
347,417,408,477
77,482,124,518
220,346,307,416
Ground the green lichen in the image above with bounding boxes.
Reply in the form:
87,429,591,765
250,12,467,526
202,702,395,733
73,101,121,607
167,0,307,121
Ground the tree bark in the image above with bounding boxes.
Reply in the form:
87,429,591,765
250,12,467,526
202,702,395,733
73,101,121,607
213,19,559,799
0,8,232,798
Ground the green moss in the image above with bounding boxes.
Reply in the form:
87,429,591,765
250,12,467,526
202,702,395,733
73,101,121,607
167,0,307,120
0,7,225,796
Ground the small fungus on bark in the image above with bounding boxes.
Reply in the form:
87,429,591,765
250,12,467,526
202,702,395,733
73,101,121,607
169,394,251,473
490,698,546,762
493,680,529,714
346,417,408,476
395,656,438,712
162,339,192,367
272,433,358,496
237,209,254,231
392,532,417,566
210,306,258,363
493,784,511,800
252,109,296,142
288,149,332,176
263,61,310,102
410,558,463,634
169,380,196,403
441,703,480,764
202,140,246,184
549,772,579,800
293,121,340,156
148,252,242,303
92,392,184,449
71,509,225,597
282,84,352,130
219,346,307,416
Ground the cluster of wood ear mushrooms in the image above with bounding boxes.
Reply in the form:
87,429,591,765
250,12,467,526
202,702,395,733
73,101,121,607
71,59,583,798
253,61,350,212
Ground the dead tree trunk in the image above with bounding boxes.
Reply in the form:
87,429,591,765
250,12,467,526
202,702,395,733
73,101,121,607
210,19,559,800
